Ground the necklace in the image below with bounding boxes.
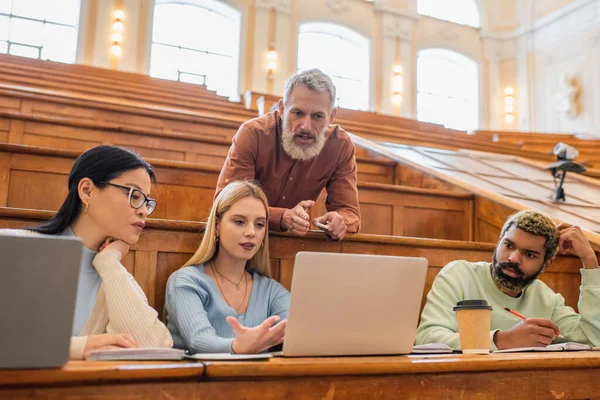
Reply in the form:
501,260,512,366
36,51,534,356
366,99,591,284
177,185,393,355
212,263,248,312
212,260,246,290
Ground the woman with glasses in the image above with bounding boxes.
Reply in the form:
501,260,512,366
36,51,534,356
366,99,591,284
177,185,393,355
1,145,172,359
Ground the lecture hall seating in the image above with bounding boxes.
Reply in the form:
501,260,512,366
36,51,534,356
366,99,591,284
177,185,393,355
1,53,600,399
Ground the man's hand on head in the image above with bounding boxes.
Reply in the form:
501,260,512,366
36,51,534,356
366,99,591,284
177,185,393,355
557,223,598,269
314,211,347,241
281,200,315,236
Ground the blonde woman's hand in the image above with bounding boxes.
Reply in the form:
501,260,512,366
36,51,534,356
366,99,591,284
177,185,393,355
99,238,130,260
227,316,286,354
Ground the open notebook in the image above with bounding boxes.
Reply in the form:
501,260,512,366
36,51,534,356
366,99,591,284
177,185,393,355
494,342,592,353
86,348,273,361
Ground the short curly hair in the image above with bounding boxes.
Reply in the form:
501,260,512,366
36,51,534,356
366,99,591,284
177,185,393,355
500,210,559,262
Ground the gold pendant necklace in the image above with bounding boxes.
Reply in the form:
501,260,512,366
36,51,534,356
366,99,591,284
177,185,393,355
212,264,248,312
212,261,246,290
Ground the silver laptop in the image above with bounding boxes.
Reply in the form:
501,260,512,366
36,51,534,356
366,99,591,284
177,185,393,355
0,233,82,369
282,252,428,357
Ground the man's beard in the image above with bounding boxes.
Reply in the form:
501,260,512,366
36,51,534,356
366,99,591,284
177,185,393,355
281,118,328,161
491,251,544,293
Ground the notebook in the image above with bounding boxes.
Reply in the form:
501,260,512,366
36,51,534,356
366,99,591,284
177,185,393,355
411,343,453,354
85,348,273,361
493,342,591,353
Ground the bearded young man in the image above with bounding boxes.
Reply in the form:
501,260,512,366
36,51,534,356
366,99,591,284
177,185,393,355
215,69,360,240
415,210,600,350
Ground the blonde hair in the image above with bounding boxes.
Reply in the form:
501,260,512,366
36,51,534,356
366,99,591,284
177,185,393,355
183,180,271,277
500,210,559,262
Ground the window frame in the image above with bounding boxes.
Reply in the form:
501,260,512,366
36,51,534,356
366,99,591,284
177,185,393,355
416,48,480,131
0,0,83,63
296,22,371,111
149,0,242,100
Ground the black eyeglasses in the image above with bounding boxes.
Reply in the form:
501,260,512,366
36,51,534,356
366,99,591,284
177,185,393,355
101,182,157,215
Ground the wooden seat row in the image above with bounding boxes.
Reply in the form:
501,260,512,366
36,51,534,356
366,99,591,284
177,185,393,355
5,80,594,176
0,143,474,240
0,54,255,121
245,91,600,168
2,54,598,169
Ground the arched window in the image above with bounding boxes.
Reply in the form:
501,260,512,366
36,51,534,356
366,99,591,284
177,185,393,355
150,0,241,99
297,23,370,111
417,49,479,131
418,0,480,28
0,0,81,63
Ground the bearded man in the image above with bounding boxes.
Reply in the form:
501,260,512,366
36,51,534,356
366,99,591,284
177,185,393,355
215,69,360,240
415,210,600,350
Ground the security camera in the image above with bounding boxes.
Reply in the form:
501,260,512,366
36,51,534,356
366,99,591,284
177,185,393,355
544,143,586,202
553,143,579,161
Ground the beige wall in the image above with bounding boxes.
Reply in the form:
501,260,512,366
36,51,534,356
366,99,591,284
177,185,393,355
75,0,598,135
531,0,600,135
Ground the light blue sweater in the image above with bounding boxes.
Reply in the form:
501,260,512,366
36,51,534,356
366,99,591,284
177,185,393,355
59,227,101,336
166,263,290,353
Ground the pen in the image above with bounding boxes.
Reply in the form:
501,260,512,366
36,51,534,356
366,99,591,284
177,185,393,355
503,307,565,338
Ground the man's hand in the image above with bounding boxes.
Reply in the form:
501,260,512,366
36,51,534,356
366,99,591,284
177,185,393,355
494,318,561,349
314,211,347,241
281,200,315,235
557,223,598,269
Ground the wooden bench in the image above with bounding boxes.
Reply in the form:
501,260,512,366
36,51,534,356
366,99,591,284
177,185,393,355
0,144,473,240
0,109,398,182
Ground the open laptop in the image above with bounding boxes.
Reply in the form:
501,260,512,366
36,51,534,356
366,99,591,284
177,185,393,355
0,233,82,369
282,252,428,357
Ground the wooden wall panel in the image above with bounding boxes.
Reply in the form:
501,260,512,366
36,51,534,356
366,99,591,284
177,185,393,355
0,95,20,111
402,208,469,241
476,219,502,243
0,153,9,206
23,133,102,153
151,184,215,221
0,119,9,143
474,197,515,242
359,203,393,235
7,171,68,211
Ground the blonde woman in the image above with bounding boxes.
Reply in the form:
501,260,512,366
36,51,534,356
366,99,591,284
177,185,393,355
166,181,289,354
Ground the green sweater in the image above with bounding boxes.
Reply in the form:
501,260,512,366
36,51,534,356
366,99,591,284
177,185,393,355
415,260,600,350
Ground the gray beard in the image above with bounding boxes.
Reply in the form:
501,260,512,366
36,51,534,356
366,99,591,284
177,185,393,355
281,119,328,161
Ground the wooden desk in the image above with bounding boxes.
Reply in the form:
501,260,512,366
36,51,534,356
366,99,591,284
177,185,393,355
2,353,600,399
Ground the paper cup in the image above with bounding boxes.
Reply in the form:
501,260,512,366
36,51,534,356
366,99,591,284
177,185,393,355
453,300,492,355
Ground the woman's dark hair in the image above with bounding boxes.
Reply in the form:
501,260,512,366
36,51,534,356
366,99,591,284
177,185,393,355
32,145,156,235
